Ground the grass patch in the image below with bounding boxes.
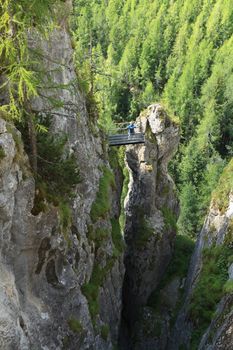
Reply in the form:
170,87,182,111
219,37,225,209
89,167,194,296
87,225,111,249
58,202,72,245
212,159,233,212
189,244,232,349
161,206,177,231
223,279,233,293
108,148,119,170
68,317,83,333
111,218,125,254
90,166,116,222
82,259,116,322
95,227,110,249
101,324,109,341
59,202,72,231
82,281,99,320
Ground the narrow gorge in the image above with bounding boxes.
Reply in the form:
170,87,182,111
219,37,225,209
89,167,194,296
0,1,232,350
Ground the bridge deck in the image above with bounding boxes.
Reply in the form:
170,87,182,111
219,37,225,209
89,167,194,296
108,133,145,146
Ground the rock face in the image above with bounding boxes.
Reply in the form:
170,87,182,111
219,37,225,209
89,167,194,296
121,104,180,349
168,192,233,350
0,28,124,350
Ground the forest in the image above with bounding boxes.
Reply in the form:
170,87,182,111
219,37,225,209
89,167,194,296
1,0,232,238
73,0,233,238
0,1,232,349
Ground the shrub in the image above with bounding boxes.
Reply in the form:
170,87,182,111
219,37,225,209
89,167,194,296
95,227,110,249
101,324,110,341
81,281,100,320
68,317,83,333
82,258,116,322
212,159,233,212
161,206,177,231
36,133,81,201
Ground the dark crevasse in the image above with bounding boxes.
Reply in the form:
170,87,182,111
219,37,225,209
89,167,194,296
118,106,233,350
118,104,180,349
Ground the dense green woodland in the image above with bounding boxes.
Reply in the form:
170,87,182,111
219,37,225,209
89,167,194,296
73,0,233,237
0,1,232,348
0,0,232,238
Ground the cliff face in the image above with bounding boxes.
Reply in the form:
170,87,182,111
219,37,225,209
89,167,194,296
121,104,180,349
0,28,124,350
169,177,233,349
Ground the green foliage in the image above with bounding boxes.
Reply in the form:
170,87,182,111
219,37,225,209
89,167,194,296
161,206,177,231
68,317,83,333
111,218,125,254
81,280,99,320
212,159,233,212
177,182,199,237
100,324,110,341
148,235,195,310
0,0,58,118
36,133,81,201
94,227,110,249
108,148,119,170
73,0,233,238
59,202,72,244
164,235,195,284
90,166,115,222
189,244,232,348
82,259,115,322
223,279,233,294
30,130,81,217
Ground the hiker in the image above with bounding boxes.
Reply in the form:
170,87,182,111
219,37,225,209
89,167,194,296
127,121,137,137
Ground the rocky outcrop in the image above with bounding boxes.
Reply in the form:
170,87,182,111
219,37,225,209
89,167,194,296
121,104,180,349
0,27,124,350
168,184,233,349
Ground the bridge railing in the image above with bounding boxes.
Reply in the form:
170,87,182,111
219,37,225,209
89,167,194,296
107,122,143,135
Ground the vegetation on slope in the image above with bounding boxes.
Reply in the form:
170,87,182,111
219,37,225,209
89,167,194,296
73,0,233,238
189,244,233,349
0,0,59,118
148,235,195,316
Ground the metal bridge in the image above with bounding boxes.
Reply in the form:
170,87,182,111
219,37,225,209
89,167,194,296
108,121,145,146
108,133,145,146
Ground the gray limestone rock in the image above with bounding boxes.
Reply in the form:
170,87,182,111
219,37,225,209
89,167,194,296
168,193,233,350
0,26,124,350
121,104,179,348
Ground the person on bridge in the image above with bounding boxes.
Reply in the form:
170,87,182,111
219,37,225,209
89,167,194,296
127,121,137,138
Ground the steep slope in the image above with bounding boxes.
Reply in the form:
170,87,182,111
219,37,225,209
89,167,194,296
73,0,233,240
121,104,179,349
169,160,233,350
0,26,124,350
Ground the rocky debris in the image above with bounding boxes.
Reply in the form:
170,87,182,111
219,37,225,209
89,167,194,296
121,104,179,349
